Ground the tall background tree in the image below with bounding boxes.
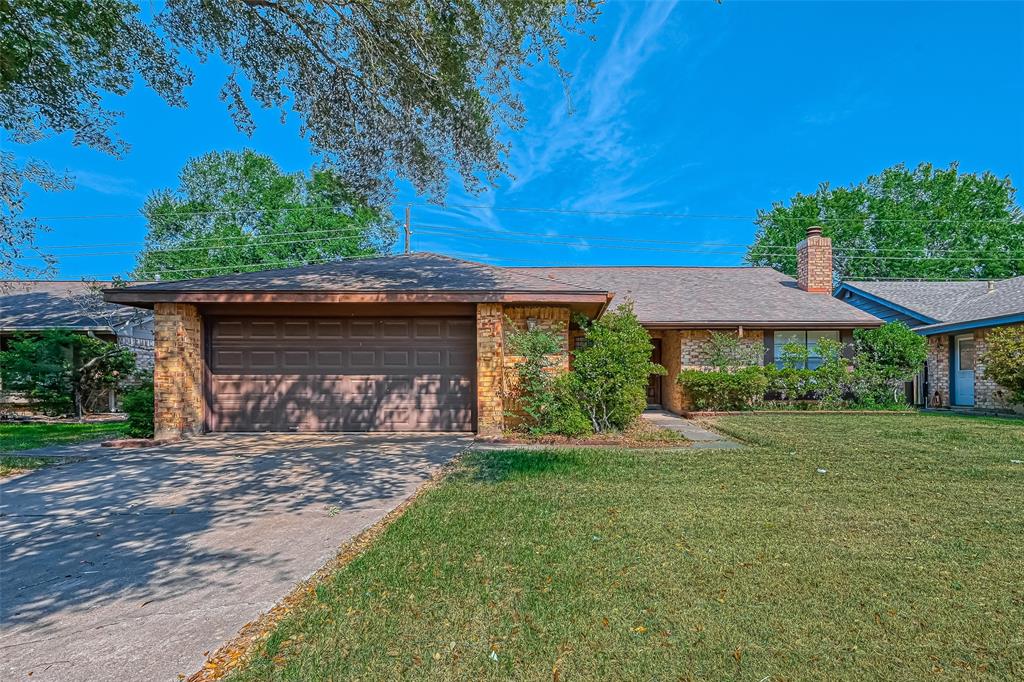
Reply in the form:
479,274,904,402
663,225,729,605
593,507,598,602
134,150,396,280
746,163,1024,281
1,0,600,277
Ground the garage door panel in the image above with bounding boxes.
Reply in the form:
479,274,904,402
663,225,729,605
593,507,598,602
208,317,475,432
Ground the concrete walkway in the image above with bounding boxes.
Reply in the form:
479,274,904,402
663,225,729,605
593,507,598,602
641,410,743,449
0,433,470,682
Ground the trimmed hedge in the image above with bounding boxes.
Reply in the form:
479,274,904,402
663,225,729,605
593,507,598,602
677,367,769,411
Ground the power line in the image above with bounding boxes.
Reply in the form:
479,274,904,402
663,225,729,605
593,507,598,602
24,200,1024,226
31,220,1024,259
415,225,1024,263
414,222,1024,257
24,226,378,259
78,251,396,281
415,201,1023,226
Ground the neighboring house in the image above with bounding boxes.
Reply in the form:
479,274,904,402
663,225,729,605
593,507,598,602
1,281,155,412
836,276,1024,414
105,227,881,439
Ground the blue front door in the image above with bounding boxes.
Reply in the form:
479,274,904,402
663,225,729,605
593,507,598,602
954,334,976,406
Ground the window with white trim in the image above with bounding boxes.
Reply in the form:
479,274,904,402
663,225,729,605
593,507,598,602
773,330,841,369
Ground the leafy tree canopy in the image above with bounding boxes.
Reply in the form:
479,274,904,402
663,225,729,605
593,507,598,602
0,330,137,417
746,162,1024,280
1,0,598,277
133,150,396,280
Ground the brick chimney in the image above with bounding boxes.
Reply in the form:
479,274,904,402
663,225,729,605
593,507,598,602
796,226,833,293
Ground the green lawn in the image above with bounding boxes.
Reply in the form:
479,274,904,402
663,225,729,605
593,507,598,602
229,414,1024,681
0,422,127,454
0,422,128,476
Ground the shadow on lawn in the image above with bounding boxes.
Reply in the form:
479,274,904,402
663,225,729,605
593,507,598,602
461,448,596,483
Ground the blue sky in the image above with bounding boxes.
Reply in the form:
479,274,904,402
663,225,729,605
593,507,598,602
14,0,1024,279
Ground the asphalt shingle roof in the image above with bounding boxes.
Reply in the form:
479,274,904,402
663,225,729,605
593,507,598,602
840,280,992,322
114,252,603,294
846,276,1024,329
513,266,880,325
1,281,142,331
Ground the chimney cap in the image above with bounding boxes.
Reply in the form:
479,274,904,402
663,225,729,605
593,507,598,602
806,225,823,238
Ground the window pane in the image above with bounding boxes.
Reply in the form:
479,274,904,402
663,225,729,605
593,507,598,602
807,331,840,358
774,331,806,369
958,339,975,370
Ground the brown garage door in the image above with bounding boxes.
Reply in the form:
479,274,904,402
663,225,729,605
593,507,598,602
207,317,475,432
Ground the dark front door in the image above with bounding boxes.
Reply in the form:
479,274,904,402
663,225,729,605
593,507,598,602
647,338,663,407
207,316,476,432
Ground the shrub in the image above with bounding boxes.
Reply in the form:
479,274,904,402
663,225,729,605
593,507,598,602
678,366,769,411
979,325,1024,405
706,332,763,371
809,337,848,408
853,322,927,404
547,374,593,437
121,378,155,438
504,321,565,434
0,330,136,417
762,365,814,402
570,302,665,432
779,341,810,370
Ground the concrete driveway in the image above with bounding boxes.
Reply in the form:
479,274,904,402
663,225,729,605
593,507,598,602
0,433,469,681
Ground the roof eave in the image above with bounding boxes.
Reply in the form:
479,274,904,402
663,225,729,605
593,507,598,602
833,283,940,325
103,289,611,308
639,319,883,330
914,312,1024,336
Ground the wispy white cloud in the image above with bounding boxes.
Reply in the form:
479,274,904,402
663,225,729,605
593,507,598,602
73,170,143,197
508,0,682,198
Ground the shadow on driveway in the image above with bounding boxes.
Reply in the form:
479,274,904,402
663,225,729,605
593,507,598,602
0,433,469,681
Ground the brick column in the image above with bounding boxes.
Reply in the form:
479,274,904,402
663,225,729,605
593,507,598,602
153,303,204,440
476,303,505,437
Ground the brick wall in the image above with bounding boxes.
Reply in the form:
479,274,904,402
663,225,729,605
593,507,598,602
927,326,1023,414
797,230,833,294
504,306,571,371
475,303,505,437
475,304,571,436
662,329,765,412
926,334,950,408
153,303,204,439
973,326,1024,414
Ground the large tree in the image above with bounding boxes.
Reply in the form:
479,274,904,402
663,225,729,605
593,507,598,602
133,150,396,280
1,0,600,277
746,163,1024,280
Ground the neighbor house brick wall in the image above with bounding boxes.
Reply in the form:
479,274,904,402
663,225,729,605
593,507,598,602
972,326,1024,414
926,326,1023,414
925,333,946,405
797,228,833,294
153,303,204,440
476,303,505,437
926,334,950,408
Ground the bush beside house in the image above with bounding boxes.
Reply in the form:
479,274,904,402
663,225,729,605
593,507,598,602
677,322,928,411
504,302,664,436
978,326,1024,406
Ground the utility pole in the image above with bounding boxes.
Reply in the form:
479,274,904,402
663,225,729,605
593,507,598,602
404,204,412,253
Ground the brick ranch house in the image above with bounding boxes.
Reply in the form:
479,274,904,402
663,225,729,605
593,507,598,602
836,276,1024,415
105,227,882,439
